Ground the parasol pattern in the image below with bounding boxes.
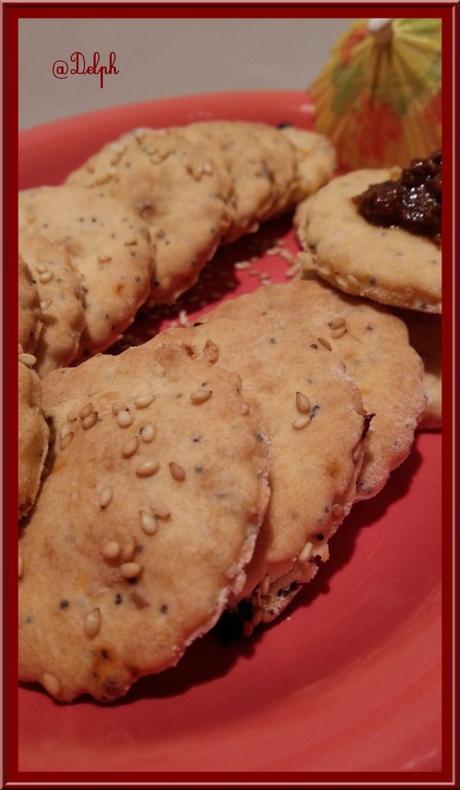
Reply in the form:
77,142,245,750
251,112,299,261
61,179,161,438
310,18,441,168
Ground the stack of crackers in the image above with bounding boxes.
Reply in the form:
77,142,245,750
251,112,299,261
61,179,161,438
18,121,441,702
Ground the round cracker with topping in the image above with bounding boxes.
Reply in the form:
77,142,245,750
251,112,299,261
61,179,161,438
160,317,365,627
295,169,441,313
19,358,49,518
19,342,269,701
19,234,86,375
19,185,153,357
67,127,231,304
207,280,426,500
18,256,42,355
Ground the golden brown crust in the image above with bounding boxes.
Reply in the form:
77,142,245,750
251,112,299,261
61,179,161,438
67,127,231,304
19,185,153,356
18,256,42,355
19,234,85,375
19,342,269,701
207,280,426,500
160,316,365,621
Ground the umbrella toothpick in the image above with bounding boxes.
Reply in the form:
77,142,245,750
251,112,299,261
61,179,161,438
368,18,393,46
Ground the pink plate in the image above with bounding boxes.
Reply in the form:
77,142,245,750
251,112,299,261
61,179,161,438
18,91,442,774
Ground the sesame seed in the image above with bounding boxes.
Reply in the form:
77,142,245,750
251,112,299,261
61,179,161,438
331,317,346,329
117,410,133,428
140,423,156,443
296,392,311,414
40,298,53,311
121,436,139,458
39,271,54,284
98,486,113,509
79,402,94,419
331,326,347,339
102,541,120,560
120,562,142,579
41,672,61,698
315,543,330,562
261,575,270,596
293,415,311,430
169,462,186,481
136,460,160,477
66,410,78,423
84,608,101,638
151,502,171,519
278,248,297,264
82,412,97,430
348,275,359,288
190,389,212,404
285,263,300,278
240,402,250,416
19,554,23,579
178,310,189,327
59,424,72,440
98,255,112,263
203,340,219,364
134,394,154,409
112,401,129,415
140,510,158,535
18,352,37,367
332,503,344,518
298,541,313,562
121,538,136,562
352,446,362,463
36,263,47,274
59,428,74,449
318,337,332,351
235,261,250,270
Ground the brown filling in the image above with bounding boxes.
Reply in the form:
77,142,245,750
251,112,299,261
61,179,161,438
353,150,441,244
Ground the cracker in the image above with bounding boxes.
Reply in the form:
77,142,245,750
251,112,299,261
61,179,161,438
160,317,365,626
67,127,231,304
248,122,298,218
294,169,441,313
19,185,153,357
398,310,441,429
18,358,49,518
19,234,86,375
207,280,426,500
280,126,337,206
19,342,269,701
182,121,276,243
18,256,42,355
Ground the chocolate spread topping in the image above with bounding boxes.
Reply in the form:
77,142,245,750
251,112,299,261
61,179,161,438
353,150,441,243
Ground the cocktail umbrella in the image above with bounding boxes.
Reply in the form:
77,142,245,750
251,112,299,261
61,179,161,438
310,18,441,168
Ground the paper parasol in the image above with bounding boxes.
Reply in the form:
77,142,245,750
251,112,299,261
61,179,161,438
310,18,441,168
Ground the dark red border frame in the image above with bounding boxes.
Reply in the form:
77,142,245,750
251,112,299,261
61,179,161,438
3,2,457,787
